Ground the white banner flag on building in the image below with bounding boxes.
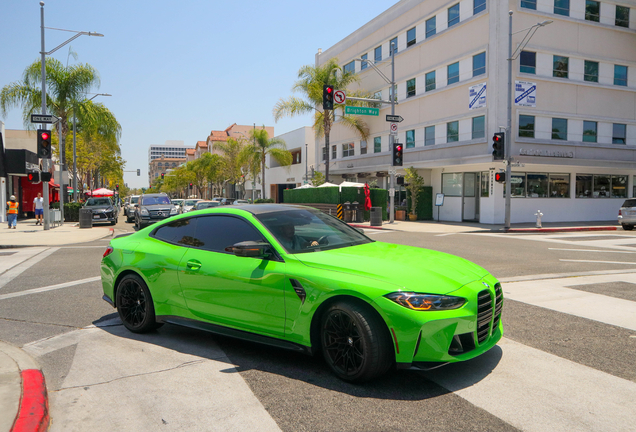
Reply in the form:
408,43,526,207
515,81,537,107
468,83,487,110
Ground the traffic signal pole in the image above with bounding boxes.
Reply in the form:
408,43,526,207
389,41,395,224
40,3,50,230
505,11,513,231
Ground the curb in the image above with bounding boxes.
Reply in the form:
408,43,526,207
506,226,619,233
348,223,388,230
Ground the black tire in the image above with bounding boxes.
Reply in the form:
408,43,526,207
115,274,161,333
623,224,634,231
110,219,117,226
320,300,393,383
126,215,132,223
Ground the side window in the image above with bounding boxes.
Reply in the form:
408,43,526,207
193,216,264,253
153,218,198,246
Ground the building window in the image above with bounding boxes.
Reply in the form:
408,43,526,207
583,121,597,143
406,78,416,97
481,172,489,197
549,173,570,197
552,118,568,140
576,174,626,197
510,173,527,197
390,37,398,56
448,62,460,85
374,46,382,62
585,0,600,22
448,4,460,27
332,145,337,160
616,6,630,28
521,0,537,10
613,124,627,144
425,126,435,146
322,147,327,161
527,173,549,197
473,52,486,77
612,175,628,197
425,71,436,91
426,17,436,38
584,61,599,82
360,140,367,155
472,116,485,139
406,130,415,148
614,65,628,86
407,27,416,47
361,54,368,70
553,55,569,78
554,0,570,16
372,91,382,108
374,136,382,153
343,61,355,74
442,173,463,196
447,121,459,142
520,51,536,74
474,0,486,14
342,143,354,157
519,115,535,138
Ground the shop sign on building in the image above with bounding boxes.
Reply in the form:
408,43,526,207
468,83,487,110
515,81,536,107
519,148,574,158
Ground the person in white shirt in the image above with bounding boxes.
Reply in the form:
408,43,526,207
33,192,44,225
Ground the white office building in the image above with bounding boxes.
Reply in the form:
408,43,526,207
316,0,636,223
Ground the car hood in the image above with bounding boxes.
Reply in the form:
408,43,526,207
294,241,489,295
142,204,174,209
85,205,113,211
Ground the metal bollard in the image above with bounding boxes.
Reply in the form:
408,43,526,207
535,210,543,228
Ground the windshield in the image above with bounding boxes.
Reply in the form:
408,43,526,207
196,202,220,209
142,196,171,205
256,209,372,254
185,200,200,206
172,199,184,206
131,197,139,204
86,198,112,206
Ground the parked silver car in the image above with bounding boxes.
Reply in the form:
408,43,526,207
125,195,140,223
618,199,636,230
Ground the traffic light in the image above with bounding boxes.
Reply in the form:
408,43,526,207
396,176,405,185
323,85,334,110
137,169,140,176
161,173,165,180
37,129,52,159
492,132,505,160
116,184,119,190
189,183,193,190
495,172,506,183
27,171,41,183
41,172,52,182
392,142,403,166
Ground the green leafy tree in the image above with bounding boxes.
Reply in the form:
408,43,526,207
273,58,370,182
311,171,326,186
404,167,425,218
243,128,292,199
214,137,249,197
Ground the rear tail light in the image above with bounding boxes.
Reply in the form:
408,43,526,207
103,246,114,258
619,209,622,216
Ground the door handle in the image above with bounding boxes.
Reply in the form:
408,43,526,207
186,260,201,270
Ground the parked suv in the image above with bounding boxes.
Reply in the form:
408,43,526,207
618,199,636,230
84,197,118,225
125,195,140,223
135,193,177,229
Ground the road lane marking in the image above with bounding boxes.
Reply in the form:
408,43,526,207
424,338,636,432
549,248,636,254
435,233,456,237
0,247,60,290
0,276,100,301
559,259,636,265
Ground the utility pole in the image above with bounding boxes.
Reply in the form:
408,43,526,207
40,2,50,230
305,143,308,184
505,11,513,231
389,41,396,224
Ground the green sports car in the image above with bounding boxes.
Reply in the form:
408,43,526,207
101,204,503,382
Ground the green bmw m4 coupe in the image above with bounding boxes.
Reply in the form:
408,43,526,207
101,204,503,382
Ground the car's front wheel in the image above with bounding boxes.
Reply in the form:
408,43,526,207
115,274,161,333
320,300,393,383
623,224,634,231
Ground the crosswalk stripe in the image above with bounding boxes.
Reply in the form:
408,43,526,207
0,276,100,301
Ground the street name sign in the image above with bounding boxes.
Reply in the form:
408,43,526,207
30,114,55,124
344,106,379,116
386,115,403,122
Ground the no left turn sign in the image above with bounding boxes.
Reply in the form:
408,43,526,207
390,123,398,133
334,90,346,104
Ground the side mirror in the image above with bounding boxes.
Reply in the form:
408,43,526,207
225,241,271,258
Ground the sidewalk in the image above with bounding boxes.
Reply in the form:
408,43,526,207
0,218,114,248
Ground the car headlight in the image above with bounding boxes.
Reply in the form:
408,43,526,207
385,292,466,311
170,207,177,215
140,208,149,216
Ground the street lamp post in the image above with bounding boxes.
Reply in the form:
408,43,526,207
505,11,552,230
38,1,103,229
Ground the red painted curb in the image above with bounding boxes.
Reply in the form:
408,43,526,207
348,224,386,230
507,226,618,233
11,369,49,432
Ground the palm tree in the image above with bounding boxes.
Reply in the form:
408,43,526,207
243,128,292,199
273,58,369,182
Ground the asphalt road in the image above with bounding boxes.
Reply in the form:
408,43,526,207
1,212,635,431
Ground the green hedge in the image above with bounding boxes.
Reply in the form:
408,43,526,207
254,198,274,203
407,186,433,220
283,187,388,221
49,202,83,222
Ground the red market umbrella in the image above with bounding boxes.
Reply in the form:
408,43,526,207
364,183,372,211
91,188,114,197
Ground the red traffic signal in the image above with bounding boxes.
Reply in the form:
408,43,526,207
27,172,41,183
161,173,165,179
323,85,334,110
492,132,505,160
392,142,403,166
494,172,506,183
37,129,52,159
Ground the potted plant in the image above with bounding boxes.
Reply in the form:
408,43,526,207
404,167,424,221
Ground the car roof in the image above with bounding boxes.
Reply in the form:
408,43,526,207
141,193,168,197
221,204,315,215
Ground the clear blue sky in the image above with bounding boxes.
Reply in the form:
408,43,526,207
1,0,397,188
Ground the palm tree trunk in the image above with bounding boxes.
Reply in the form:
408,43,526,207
261,151,266,199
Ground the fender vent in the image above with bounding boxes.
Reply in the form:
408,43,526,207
289,279,306,304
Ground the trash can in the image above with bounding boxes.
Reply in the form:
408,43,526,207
370,207,382,227
343,201,353,222
79,208,93,229
352,201,363,222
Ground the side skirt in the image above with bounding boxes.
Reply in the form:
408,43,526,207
157,315,313,356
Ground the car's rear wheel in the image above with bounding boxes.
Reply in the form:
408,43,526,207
623,224,634,231
320,300,393,383
116,274,161,333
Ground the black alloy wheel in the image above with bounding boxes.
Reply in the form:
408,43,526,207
320,300,393,383
115,274,161,333
623,224,634,231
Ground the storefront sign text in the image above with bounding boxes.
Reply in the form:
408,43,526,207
519,148,574,158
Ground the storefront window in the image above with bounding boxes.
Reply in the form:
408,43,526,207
594,174,611,198
481,171,489,197
527,173,548,197
511,173,526,197
549,174,570,197
612,175,627,198
442,173,462,196
576,175,593,197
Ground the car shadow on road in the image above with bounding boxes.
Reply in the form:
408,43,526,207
93,312,503,401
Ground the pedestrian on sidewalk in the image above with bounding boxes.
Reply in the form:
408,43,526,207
33,192,44,225
6,195,18,229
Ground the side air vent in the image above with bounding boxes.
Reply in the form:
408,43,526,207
289,279,306,304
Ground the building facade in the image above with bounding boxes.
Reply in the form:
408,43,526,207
149,157,186,184
147,140,193,184
316,0,636,223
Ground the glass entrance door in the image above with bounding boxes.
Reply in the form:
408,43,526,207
463,173,479,221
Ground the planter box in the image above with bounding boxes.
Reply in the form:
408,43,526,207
395,210,406,221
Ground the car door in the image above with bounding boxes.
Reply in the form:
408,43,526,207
178,214,287,337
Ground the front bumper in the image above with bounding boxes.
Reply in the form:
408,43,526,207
91,211,117,223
